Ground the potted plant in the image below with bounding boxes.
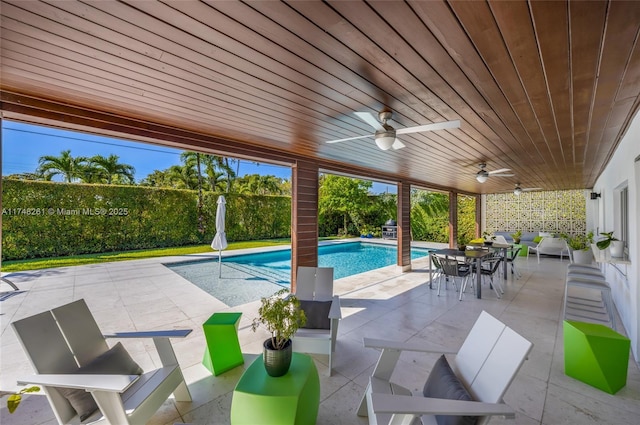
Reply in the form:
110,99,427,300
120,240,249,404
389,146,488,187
560,231,594,264
596,231,624,257
457,235,469,251
510,230,522,244
251,288,306,377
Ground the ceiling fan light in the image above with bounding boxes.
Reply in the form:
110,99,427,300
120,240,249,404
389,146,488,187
476,171,488,183
375,126,397,150
514,186,523,195
375,136,395,150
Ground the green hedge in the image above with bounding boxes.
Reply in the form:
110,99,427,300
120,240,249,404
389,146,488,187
1,179,291,260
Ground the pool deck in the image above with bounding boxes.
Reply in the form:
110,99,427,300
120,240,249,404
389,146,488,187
2,240,640,425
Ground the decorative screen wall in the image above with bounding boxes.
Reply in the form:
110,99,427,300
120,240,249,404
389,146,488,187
485,189,586,234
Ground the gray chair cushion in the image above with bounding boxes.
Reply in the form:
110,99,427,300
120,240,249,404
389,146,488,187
299,300,332,329
423,355,478,425
57,342,143,421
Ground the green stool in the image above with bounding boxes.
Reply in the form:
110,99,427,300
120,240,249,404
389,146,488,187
202,312,244,376
230,353,320,425
516,244,528,256
564,320,630,394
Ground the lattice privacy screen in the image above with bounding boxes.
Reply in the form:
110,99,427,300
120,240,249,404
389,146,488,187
486,190,586,234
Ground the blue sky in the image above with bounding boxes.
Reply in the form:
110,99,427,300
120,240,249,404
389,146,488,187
2,121,396,193
2,121,291,182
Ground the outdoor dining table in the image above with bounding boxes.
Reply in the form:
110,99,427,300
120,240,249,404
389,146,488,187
429,248,493,299
470,242,513,281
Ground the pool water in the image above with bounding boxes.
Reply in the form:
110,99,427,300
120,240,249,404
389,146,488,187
227,242,430,280
166,242,430,307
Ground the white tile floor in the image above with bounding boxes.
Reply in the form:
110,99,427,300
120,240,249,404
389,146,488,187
1,251,639,424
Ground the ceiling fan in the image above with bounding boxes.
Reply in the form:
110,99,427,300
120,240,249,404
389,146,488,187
326,110,460,151
475,162,514,183
512,183,542,195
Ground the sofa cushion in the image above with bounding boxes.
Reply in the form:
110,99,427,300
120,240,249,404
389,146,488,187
423,355,478,425
57,342,143,421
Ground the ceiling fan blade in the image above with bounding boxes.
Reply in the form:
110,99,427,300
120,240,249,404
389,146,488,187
326,134,372,144
492,173,515,177
487,168,511,175
396,119,460,135
523,187,542,191
392,139,405,150
354,112,384,131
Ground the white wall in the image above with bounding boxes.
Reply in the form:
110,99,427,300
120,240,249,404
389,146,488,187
593,110,640,360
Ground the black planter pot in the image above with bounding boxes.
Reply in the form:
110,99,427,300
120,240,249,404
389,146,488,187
263,338,292,377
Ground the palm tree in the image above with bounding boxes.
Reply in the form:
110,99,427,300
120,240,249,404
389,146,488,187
140,169,171,187
205,169,228,192
235,174,284,195
89,154,135,184
37,150,87,182
167,164,199,189
196,153,236,192
181,152,205,233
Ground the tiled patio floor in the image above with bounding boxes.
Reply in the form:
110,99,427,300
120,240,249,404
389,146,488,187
1,249,639,424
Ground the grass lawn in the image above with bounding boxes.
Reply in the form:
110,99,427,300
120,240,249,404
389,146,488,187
1,239,292,272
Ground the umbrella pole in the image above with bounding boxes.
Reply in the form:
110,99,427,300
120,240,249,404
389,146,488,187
218,250,222,278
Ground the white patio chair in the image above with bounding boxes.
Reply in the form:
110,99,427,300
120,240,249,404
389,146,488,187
12,299,191,425
492,235,509,245
357,310,533,425
292,266,341,375
529,237,570,263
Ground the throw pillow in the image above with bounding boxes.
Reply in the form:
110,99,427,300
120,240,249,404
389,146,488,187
57,342,143,421
533,236,543,244
298,300,332,329
423,355,478,425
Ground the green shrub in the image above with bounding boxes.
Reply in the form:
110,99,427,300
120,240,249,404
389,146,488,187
2,179,291,260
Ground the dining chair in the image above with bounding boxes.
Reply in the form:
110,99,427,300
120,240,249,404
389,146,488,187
438,256,471,298
506,246,522,278
469,255,504,299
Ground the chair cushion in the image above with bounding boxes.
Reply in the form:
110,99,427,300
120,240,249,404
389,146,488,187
57,342,143,421
423,355,478,425
299,300,332,329
533,236,543,244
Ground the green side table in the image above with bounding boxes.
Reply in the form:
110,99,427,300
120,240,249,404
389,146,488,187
230,353,320,425
515,243,528,256
564,320,630,394
202,312,244,376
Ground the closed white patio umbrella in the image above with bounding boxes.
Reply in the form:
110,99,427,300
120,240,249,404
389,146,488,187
211,195,228,278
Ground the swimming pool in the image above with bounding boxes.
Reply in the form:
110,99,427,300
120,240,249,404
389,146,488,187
227,242,430,280
166,242,430,306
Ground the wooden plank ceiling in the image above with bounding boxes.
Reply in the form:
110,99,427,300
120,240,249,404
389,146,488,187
2,0,640,194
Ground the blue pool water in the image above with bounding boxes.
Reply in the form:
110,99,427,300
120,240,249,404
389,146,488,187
227,242,430,280
166,242,430,307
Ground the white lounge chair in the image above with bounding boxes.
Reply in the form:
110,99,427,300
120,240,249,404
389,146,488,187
12,299,191,425
529,237,570,263
357,310,533,425
292,266,341,376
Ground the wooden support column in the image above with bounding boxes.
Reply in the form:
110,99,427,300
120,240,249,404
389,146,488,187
291,160,319,292
397,181,411,271
449,191,458,248
474,194,481,238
